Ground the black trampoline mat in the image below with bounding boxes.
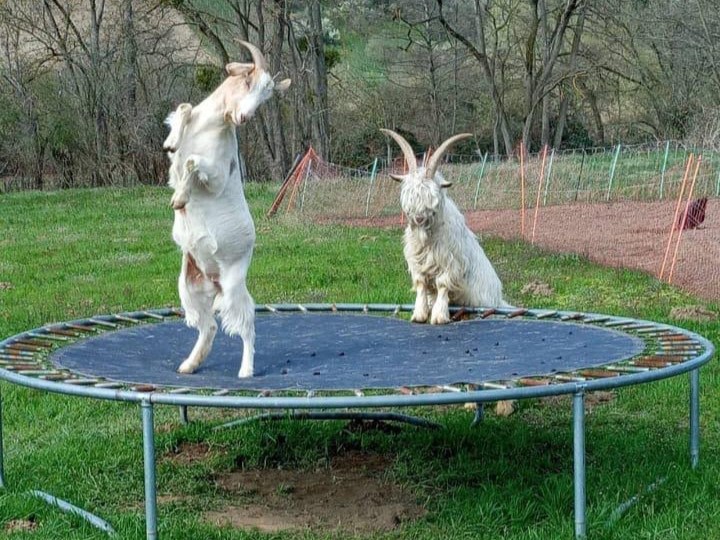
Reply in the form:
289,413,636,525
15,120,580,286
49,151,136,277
50,313,645,391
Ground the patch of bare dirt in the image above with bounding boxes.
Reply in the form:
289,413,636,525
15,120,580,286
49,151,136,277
4,518,38,533
0,282,12,290
670,305,718,322
521,280,554,297
163,441,219,465
204,450,425,534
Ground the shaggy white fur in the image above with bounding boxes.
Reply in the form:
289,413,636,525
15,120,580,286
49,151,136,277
382,129,508,324
164,41,290,378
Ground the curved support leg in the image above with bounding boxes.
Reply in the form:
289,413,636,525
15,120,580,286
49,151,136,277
141,401,158,540
573,391,587,540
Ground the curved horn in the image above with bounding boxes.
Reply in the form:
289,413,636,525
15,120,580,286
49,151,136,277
238,40,267,72
426,133,473,179
380,128,417,175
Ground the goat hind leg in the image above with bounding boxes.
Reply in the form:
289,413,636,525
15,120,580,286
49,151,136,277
217,265,255,378
177,254,218,374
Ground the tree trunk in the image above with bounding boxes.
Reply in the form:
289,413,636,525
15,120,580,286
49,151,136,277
308,0,330,159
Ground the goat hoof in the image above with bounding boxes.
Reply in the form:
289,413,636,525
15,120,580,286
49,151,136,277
430,315,450,325
177,361,197,374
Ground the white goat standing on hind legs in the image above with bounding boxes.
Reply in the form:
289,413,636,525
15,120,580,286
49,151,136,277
381,129,510,325
163,41,290,378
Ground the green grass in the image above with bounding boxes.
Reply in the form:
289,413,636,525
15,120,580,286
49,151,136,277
0,185,718,539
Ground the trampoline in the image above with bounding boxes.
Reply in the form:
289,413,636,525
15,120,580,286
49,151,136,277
0,303,714,540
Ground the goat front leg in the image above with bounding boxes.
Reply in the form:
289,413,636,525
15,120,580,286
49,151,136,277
430,284,451,325
411,280,430,323
171,154,228,210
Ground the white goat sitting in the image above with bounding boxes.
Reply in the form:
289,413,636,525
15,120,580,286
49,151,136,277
381,129,509,324
163,41,290,378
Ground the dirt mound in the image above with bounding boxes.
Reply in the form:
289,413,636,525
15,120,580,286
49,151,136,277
204,450,425,534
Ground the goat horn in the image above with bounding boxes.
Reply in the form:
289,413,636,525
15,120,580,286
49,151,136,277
238,40,267,72
426,133,473,180
380,129,417,175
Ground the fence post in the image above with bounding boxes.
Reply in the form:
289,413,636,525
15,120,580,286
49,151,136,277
574,150,586,202
299,162,313,213
606,144,622,201
542,148,556,206
472,151,489,210
364,158,379,218
659,140,670,199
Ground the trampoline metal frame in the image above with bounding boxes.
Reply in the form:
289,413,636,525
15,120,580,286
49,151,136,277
0,303,714,540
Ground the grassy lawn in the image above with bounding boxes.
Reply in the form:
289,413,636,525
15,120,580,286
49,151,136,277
0,184,718,539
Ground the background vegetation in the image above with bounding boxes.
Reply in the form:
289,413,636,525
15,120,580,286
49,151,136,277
2,0,720,190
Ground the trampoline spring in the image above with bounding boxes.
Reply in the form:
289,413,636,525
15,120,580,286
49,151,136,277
507,308,528,318
65,378,103,385
27,331,69,342
307,390,316,398
353,389,364,397
534,310,559,319
518,377,553,387
93,382,123,389
398,386,414,395
168,387,193,394
5,363,41,371
40,373,71,381
44,328,81,337
578,369,621,379
633,358,671,368
17,370,58,376
483,382,510,390
113,314,142,324
297,304,308,313
63,324,99,333
0,349,35,359
582,316,611,324
264,304,278,313
10,339,54,349
87,319,119,329
479,308,497,319
213,389,230,396
141,310,168,319
603,319,636,327
132,384,156,392
560,313,584,321
439,385,462,393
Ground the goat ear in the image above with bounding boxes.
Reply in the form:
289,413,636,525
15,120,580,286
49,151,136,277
225,62,255,76
389,173,405,183
276,78,292,92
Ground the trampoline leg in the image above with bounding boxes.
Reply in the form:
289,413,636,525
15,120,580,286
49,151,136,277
141,401,158,540
0,387,5,489
178,405,189,425
690,369,700,469
573,391,586,540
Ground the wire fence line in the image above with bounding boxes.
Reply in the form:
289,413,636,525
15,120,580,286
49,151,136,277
276,141,720,219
